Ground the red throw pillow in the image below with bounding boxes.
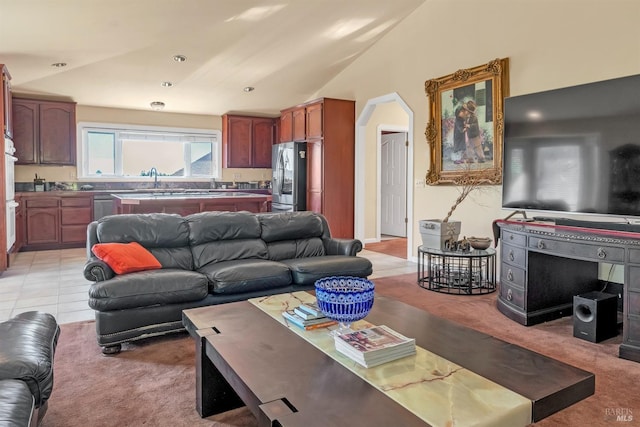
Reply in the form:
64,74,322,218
92,242,162,274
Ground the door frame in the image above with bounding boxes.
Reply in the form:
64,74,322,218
377,126,408,240
355,92,414,260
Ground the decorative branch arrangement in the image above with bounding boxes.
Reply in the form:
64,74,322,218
442,167,500,223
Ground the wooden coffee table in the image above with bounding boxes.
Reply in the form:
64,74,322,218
182,293,594,426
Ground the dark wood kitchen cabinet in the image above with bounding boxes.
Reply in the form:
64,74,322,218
20,193,92,251
25,198,59,246
12,98,77,165
279,107,306,143
222,114,276,168
279,98,355,238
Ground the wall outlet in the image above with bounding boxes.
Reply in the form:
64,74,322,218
233,173,242,180
415,178,425,187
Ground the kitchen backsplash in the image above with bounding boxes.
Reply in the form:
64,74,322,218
15,165,272,191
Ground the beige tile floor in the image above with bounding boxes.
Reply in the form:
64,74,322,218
0,248,416,324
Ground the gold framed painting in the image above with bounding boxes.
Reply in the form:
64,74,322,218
424,58,509,185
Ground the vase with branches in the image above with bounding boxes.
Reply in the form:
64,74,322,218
420,165,499,250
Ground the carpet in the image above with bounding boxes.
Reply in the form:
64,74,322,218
43,274,640,426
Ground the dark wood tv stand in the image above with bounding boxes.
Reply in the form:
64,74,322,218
496,219,640,363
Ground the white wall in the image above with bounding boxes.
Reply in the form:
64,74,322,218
318,0,640,256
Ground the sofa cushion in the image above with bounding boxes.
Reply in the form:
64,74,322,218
259,211,325,242
188,211,262,244
281,255,373,285
191,239,268,268
92,242,162,274
198,259,292,294
0,312,59,407
95,213,194,270
148,247,194,271
187,211,268,268
88,269,208,311
265,238,325,261
96,213,190,247
0,379,35,426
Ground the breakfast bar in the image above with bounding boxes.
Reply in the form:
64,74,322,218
112,191,272,215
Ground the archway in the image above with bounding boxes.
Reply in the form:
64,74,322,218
354,93,414,260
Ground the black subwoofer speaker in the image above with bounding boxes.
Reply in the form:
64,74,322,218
573,291,618,343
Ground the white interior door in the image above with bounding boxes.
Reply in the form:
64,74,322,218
380,132,407,237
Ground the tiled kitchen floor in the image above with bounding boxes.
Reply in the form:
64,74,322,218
0,247,416,324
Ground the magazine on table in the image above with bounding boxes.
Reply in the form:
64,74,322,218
293,306,326,321
282,309,336,330
334,325,416,367
296,301,324,318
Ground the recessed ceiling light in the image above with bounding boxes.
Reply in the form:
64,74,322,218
173,55,187,62
150,101,165,111
161,81,173,87
243,86,255,92
51,62,67,68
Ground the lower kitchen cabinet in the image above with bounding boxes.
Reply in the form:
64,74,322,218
19,193,93,251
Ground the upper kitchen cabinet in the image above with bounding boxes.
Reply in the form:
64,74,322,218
305,102,323,139
2,65,12,139
12,98,77,165
279,109,293,143
222,114,276,168
279,107,306,143
280,98,355,238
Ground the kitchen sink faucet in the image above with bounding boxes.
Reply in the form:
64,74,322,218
149,167,159,188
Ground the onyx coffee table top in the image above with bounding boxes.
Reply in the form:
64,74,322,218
183,292,594,426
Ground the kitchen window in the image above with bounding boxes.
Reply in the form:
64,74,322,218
78,122,221,179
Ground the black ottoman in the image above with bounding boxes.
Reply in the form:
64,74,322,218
0,311,60,425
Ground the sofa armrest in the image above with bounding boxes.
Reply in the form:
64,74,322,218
83,257,115,282
0,312,60,408
323,238,363,256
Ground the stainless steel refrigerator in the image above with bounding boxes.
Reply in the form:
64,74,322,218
271,142,306,212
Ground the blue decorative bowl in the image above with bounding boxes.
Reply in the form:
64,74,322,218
314,276,375,328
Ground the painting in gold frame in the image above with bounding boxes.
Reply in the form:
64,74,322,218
425,58,509,185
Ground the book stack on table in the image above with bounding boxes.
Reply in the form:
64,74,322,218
334,325,416,368
282,302,337,330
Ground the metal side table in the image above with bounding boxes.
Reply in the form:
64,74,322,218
417,246,496,295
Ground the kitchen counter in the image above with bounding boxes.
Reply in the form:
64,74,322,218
113,191,269,202
17,188,271,195
112,191,271,215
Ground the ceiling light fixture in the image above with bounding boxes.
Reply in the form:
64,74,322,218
243,86,255,92
173,55,187,62
161,81,173,87
150,101,165,111
51,62,67,68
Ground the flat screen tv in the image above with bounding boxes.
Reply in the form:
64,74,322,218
502,73,640,220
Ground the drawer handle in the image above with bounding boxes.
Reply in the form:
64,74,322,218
508,250,515,262
537,240,545,250
506,288,513,301
507,270,514,282
597,248,607,259
509,235,514,240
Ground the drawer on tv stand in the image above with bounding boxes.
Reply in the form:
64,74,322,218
528,236,625,263
499,281,525,310
502,229,527,247
500,261,526,288
502,243,526,269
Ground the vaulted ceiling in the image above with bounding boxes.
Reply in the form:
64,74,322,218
1,0,424,116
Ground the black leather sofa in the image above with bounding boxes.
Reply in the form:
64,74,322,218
0,311,59,427
84,211,373,354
